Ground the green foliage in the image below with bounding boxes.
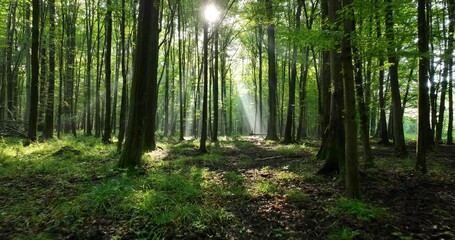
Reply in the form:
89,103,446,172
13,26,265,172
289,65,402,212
332,198,388,223
284,189,308,202
275,144,304,156
248,180,279,197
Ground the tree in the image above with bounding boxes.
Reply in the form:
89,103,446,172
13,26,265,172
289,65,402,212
317,0,345,174
416,0,430,174
29,0,40,142
283,1,302,143
44,0,55,139
102,0,113,143
448,0,455,146
119,0,158,168
117,0,128,152
376,3,390,145
264,0,279,141
341,0,360,199
385,0,408,157
200,9,209,153
143,0,160,151
85,0,94,136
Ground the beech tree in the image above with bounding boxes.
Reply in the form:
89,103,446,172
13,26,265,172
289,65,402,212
28,0,40,142
119,0,158,168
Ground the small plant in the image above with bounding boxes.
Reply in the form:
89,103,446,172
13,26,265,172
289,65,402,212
333,198,387,222
284,189,308,201
248,180,278,197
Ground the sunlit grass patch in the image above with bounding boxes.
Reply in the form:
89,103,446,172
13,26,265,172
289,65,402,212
247,180,279,197
283,189,309,202
169,141,199,153
275,171,301,180
274,144,305,156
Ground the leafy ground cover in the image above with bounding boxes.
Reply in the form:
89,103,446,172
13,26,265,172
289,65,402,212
0,136,454,239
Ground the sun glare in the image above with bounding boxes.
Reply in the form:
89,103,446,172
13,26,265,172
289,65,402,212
204,3,219,23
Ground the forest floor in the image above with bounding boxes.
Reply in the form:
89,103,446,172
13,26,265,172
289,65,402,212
0,136,454,240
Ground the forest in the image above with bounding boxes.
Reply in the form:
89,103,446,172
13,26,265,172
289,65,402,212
0,0,455,238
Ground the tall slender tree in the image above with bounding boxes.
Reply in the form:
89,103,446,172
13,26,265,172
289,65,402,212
102,0,113,143
416,0,430,174
200,6,209,153
283,1,302,143
44,0,55,139
29,0,40,141
385,0,408,157
117,0,128,151
264,0,279,141
341,0,360,199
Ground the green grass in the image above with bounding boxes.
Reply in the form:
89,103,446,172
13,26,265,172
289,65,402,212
332,198,388,223
0,136,235,239
248,180,279,197
274,144,305,156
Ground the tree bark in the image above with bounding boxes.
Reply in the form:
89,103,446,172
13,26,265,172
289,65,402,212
317,0,345,175
200,20,209,153
284,2,302,143
143,0,160,151
264,0,279,141
416,0,430,174
44,0,56,139
28,0,40,141
447,0,454,145
102,0,113,143
385,0,408,157
119,0,156,168
341,0,361,199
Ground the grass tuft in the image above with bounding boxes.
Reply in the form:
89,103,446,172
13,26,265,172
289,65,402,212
332,198,388,222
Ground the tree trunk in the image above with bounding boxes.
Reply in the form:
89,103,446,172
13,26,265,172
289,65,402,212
102,0,113,143
6,0,18,122
447,0,454,145
119,0,156,168
317,0,345,175
341,0,361,199
385,0,408,157
85,0,93,136
376,5,389,144
265,0,279,141
117,0,128,152
28,0,39,141
143,0,160,151
436,7,453,144
178,0,185,141
297,47,310,141
258,24,264,133
353,43,373,166
284,2,302,143
44,0,56,139
200,20,209,153
212,26,219,141
38,5,47,132
416,0,430,174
